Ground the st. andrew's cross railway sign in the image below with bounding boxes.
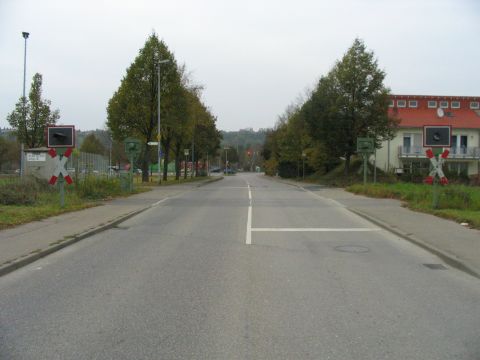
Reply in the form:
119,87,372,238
48,147,73,185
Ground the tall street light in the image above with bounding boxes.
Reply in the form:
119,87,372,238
302,151,306,181
157,58,170,183
20,31,29,178
224,147,229,175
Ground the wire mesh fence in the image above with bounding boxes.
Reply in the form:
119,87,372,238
66,151,111,179
0,151,112,184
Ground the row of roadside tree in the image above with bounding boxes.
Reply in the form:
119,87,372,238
263,39,398,178
107,33,221,182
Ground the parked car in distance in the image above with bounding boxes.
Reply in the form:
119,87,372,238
224,168,236,175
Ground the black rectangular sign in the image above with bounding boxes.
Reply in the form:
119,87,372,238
47,125,75,148
423,125,451,148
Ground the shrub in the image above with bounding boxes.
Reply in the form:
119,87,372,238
264,158,278,176
75,177,122,200
0,177,51,205
278,161,298,178
440,186,480,210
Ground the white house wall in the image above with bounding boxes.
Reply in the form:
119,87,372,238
376,128,480,176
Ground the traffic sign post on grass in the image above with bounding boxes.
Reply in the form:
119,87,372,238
48,147,74,208
46,125,75,208
357,138,375,185
124,138,141,192
423,125,451,209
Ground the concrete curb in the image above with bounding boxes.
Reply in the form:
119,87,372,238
0,177,223,278
0,207,150,278
196,176,224,187
347,208,480,280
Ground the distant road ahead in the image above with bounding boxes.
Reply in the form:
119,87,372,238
1,173,479,359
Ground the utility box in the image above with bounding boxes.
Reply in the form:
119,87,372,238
24,147,55,180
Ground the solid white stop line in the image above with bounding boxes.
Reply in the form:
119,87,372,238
251,228,380,232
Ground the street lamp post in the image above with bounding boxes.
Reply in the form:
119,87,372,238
157,58,170,183
302,151,306,181
20,31,29,178
224,147,229,175
191,135,195,179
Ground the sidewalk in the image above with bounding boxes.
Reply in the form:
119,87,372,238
0,177,222,277
278,178,480,279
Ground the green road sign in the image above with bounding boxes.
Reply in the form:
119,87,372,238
124,137,141,193
357,137,374,154
124,138,142,158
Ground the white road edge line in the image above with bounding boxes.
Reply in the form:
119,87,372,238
152,197,169,207
251,228,380,232
246,183,252,245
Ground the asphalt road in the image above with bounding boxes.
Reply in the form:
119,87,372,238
1,173,479,359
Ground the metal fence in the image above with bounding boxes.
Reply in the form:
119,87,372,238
66,151,110,178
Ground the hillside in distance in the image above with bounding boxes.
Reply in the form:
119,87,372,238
220,128,267,149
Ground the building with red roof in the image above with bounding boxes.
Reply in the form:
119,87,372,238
376,95,480,177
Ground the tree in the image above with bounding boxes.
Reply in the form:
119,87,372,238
0,136,21,172
193,115,221,175
306,39,398,175
185,87,221,177
107,33,181,182
80,133,106,155
7,73,60,148
165,76,191,181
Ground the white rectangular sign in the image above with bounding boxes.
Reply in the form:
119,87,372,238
26,153,46,162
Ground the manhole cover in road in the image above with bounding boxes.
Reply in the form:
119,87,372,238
334,245,370,253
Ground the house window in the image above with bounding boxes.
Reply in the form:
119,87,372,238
388,100,394,107
397,100,406,108
403,135,411,153
428,100,437,108
451,135,468,154
440,101,449,108
451,101,460,109
470,101,480,109
408,100,418,108
402,133,422,154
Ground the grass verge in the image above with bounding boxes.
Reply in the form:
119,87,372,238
138,175,217,187
0,192,97,230
0,176,151,230
347,183,480,229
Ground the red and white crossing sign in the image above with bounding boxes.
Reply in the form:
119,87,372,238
424,148,449,185
48,148,73,185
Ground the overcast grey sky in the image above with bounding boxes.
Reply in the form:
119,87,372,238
1,0,479,132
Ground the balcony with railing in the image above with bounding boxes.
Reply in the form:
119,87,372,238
398,146,480,159
449,147,480,159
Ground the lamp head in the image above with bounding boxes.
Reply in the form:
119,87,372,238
22,32,29,39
